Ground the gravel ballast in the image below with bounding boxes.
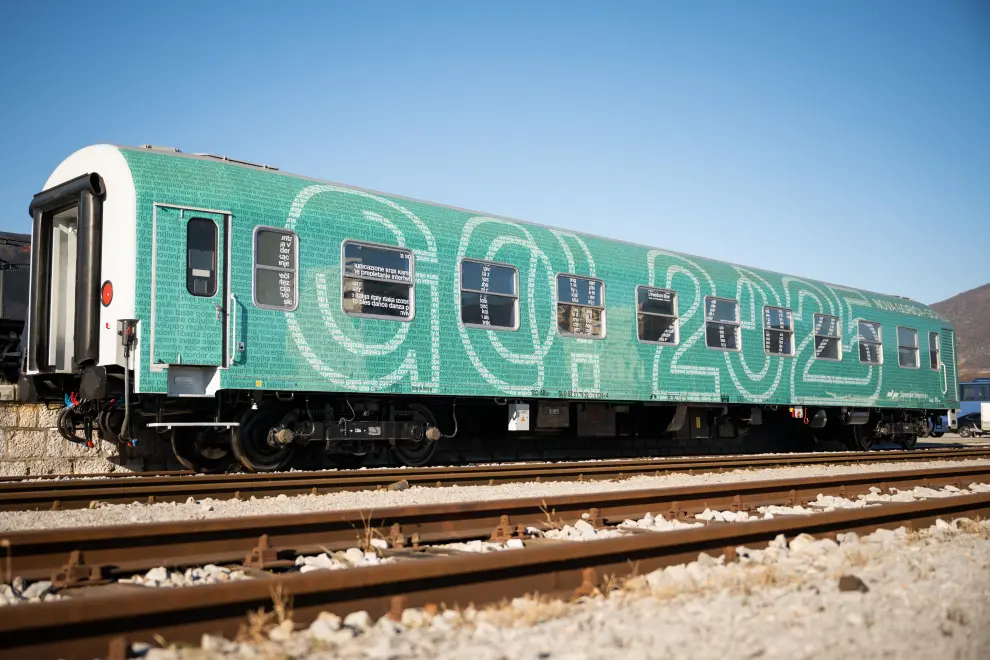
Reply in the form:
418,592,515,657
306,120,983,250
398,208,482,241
133,517,990,660
3,458,990,532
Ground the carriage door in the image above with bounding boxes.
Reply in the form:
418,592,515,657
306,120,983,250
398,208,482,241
151,206,227,367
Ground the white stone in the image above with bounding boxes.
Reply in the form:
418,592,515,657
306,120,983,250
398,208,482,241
573,519,597,537
21,581,52,600
506,539,525,549
788,534,818,555
145,567,168,583
370,538,389,550
313,611,342,630
401,608,427,627
268,619,294,641
201,634,226,652
343,548,366,565
375,616,403,635
343,610,373,632
0,583,19,605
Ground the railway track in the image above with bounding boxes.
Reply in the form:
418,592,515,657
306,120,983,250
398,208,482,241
7,462,989,581
2,446,988,512
1,463,988,659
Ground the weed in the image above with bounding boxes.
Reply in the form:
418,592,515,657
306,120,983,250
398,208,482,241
236,584,294,643
538,501,565,531
354,510,387,553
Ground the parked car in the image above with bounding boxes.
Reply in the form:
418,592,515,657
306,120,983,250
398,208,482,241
957,413,983,438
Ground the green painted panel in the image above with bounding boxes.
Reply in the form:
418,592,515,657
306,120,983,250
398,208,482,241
120,147,959,411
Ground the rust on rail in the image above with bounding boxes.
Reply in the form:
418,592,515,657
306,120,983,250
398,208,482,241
1,491,987,660
4,463,990,583
1,447,987,512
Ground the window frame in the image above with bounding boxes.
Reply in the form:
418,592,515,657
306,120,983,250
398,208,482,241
960,384,990,401
762,305,795,357
857,319,883,365
812,312,842,362
928,331,940,371
635,285,679,346
703,295,741,352
458,258,520,332
896,326,919,369
555,272,607,340
340,239,416,322
186,216,219,298
251,225,299,312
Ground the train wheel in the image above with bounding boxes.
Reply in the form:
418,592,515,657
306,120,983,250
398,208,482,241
232,407,295,472
847,425,873,451
170,428,232,473
391,404,438,467
899,434,918,449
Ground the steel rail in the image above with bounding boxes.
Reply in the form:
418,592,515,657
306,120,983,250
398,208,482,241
1,490,987,660
2,447,988,512
5,463,990,583
0,444,977,485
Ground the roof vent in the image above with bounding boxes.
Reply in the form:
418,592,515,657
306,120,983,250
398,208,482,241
142,144,182,153
193,153,279,171
892,295,914,301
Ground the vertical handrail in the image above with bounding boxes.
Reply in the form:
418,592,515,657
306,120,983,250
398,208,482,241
229,293,238,364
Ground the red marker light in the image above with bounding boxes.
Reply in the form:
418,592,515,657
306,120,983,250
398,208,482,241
101,281,113,306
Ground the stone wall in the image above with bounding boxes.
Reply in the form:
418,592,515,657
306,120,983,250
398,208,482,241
0,384,163,476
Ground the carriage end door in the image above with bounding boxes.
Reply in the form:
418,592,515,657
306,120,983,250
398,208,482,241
152,205,227,367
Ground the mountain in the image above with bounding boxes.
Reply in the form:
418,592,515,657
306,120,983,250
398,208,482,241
931,283,990,383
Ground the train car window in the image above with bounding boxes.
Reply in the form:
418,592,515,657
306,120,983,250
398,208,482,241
186,218,218,297
460,259,518,330
813,313,841,361
763,306,794,356
341,240,414,320
897,327,919,368
857,320,883,364
636,286,678,344
928,332,940,370
556,274,605,339
253,228,298,310
960,384,990,401
704,296,740,351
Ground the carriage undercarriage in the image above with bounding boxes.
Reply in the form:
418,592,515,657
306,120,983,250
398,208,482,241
50,384,936,472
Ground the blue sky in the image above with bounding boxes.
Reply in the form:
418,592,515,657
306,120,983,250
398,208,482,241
0,1,986,304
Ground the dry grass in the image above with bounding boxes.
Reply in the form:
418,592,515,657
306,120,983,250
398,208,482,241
354,510,386,553
538,501,566,531
956,516,990,539
236,585,294,643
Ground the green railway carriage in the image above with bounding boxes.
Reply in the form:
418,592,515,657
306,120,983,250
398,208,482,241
22,144,960,471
